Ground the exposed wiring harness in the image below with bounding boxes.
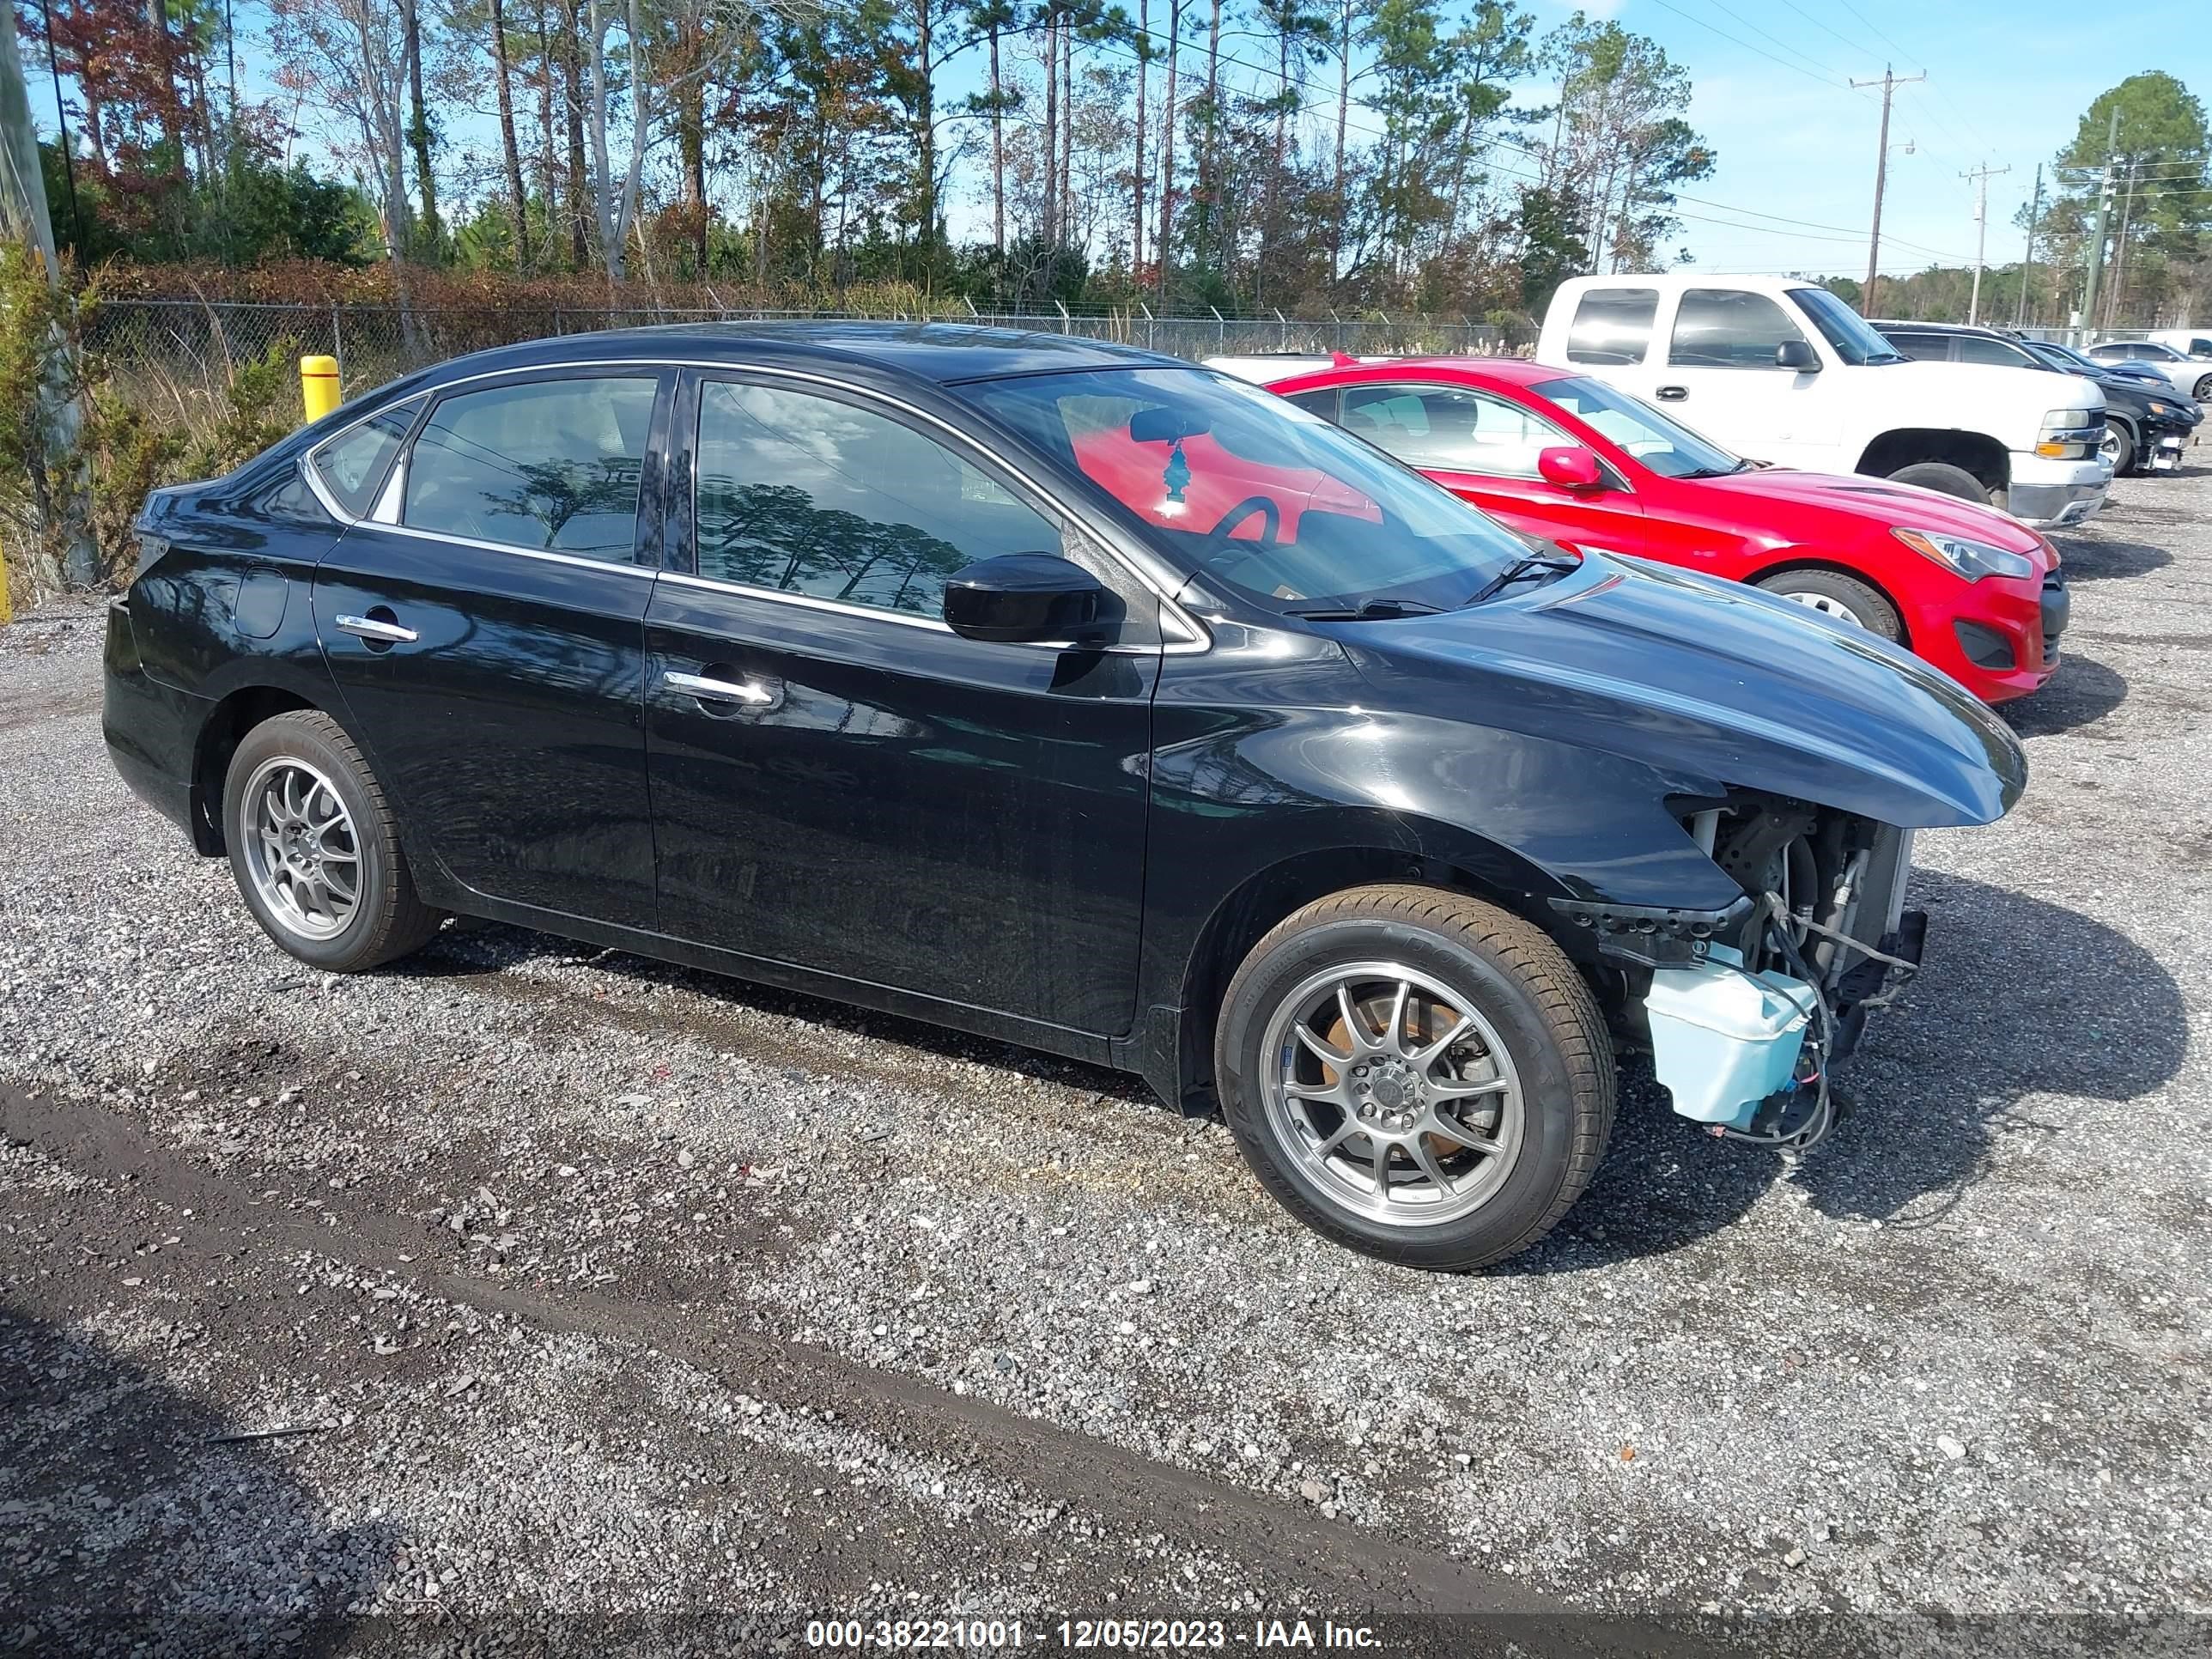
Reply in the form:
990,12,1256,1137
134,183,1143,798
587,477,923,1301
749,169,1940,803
1705,893,1841,1152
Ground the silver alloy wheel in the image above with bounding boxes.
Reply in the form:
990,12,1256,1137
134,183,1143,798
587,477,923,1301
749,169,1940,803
1780,589,1866,629
1259,961,1524,1228
240,757,362,941
2098,426,2124,468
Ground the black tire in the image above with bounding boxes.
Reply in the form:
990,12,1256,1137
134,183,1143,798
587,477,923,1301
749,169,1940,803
222,709,444,972
2192,373,2211,402
1214,884,1614,1271
1753,568,1904,642
2100,420,2136,476
1886,460,1995,506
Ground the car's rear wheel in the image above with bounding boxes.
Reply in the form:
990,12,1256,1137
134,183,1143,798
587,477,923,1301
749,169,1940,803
2099,421,2135,475
2193,373,2211,402
1886,460,1996,507
1214,884,1613,1270
1754,568,1904,641
222,710,444,972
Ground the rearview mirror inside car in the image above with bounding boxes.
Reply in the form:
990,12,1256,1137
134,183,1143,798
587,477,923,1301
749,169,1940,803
943,554,1109,644
1130,407,1210,443
1776,339,1820,372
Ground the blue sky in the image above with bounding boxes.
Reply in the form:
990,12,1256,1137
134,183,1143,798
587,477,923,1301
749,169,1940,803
1564,0,2210,278
23,0,2209,283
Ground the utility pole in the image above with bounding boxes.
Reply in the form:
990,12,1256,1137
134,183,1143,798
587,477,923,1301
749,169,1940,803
2077,106,2121,333
1851,65,1924,314
1962,161,2009,326
2014,163,2042,328
2104,160,2139,332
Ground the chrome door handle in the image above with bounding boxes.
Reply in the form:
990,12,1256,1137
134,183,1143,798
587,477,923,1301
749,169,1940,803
1656,385,1688,401
335,614,418,644
665,669,775,706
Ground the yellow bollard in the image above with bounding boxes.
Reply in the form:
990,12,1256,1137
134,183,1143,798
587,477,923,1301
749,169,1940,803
300,355,342,422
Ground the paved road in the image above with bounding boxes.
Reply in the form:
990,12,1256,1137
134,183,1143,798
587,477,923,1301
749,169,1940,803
3,466,2208,1656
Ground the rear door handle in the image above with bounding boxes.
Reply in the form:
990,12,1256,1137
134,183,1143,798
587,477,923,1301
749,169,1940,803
1656,385,1688,401
334,613,418,644
665,668,778,708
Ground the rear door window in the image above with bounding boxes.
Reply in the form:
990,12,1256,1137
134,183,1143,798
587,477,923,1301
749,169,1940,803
1883,331,1951,362
1668,289,1812,368
404,375,659,562
1955,336,2033,368
1565,288,1659,365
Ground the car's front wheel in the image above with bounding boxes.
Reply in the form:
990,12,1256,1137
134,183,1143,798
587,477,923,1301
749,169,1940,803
2100,420,2135,475
222,709,445,972
1214,884,1613,1270
1754,568,1904,641
1885,460,1995,507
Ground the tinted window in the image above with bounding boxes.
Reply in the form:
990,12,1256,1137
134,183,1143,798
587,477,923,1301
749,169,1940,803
1668,289,1811,368
1883,331,1949,362
1284,388,1340,419
694,381,1061,619
1956,335,2033,368
313,403,416,517
404,376,656,560
1341,384,1565,480
1566,288,1659,365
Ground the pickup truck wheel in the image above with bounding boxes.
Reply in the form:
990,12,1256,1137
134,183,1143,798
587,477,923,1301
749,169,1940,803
222,710,446,972
2099,421,2135,475
1754,569,1903,641
1886,460,1996,506
1214,884,1613,1271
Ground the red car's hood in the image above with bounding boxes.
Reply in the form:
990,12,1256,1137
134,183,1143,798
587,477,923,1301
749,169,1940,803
1690,466,2049,556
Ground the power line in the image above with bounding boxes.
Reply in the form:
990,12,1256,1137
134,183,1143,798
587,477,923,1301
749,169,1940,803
1642,0,1856,92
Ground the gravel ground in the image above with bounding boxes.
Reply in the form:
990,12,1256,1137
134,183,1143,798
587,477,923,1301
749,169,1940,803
3,463,2209,1657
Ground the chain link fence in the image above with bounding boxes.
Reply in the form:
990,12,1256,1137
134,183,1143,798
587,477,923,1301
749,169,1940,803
85,298,1511,406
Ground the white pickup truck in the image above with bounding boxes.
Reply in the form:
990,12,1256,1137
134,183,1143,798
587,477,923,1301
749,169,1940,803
1534,275,2110,529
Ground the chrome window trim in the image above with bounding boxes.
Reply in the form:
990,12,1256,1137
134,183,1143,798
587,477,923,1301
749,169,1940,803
656,568,1163,655
301,393,425,523
302,355,1210,654
361,520,659,577
659,568,954,631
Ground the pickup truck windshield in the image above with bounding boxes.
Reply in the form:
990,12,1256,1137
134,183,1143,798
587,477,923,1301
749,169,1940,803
967,367,1527,614
1790,288,1906,365
1533,376,1746,480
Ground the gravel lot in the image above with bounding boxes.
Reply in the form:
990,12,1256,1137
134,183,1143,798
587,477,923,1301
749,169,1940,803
3,463,2209,1656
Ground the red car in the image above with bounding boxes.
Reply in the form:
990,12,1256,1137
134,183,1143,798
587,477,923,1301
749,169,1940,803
1260,356,2067,703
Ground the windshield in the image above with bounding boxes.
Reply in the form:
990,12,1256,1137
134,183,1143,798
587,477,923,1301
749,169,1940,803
1534,375,1745,479
1790,288,1905,365
964,367,1528,612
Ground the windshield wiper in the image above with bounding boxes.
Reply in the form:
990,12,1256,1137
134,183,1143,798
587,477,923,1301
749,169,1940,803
1462,553,1580,607
1285,598,1446,621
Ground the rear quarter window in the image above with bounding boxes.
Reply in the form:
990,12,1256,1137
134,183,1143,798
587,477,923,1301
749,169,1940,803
1565,289,1659,366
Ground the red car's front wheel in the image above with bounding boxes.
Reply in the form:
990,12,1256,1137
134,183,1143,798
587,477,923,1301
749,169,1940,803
1755,569,1905,642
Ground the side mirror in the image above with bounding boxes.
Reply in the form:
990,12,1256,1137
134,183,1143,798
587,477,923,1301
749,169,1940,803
1536,445,1605,491
943,553,1108,644
1776,339,1821,372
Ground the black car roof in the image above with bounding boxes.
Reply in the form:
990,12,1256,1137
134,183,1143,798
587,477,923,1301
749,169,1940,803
401,321,1190,388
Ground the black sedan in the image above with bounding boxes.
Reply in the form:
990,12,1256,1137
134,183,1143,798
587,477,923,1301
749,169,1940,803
104,325,2025,1269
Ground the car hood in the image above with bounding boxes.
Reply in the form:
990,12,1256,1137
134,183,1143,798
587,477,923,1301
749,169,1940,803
1340,553,2027,830
1881,356,2106,414
1688,466,2049,554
